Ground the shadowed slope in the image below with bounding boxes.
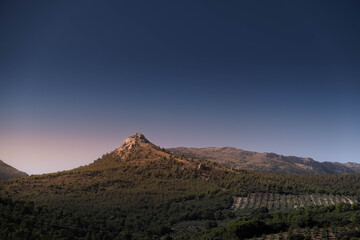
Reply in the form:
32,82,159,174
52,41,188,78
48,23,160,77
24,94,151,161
0,159,28,180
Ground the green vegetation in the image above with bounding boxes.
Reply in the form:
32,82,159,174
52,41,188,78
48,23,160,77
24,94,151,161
0,197,136,240
201,203,360,240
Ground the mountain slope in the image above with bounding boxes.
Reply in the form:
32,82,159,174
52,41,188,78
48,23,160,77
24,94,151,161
0,133,239,238
167,147,360,174
1,134,234,205
0,159,28,180
3,134,360,239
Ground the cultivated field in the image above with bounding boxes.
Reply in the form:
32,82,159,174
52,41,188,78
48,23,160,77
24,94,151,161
232,193,358,211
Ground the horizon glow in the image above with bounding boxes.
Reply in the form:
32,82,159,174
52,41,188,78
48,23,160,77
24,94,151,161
1,1,360,174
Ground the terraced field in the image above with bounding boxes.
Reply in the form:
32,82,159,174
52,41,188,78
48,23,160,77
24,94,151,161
232,193,358,211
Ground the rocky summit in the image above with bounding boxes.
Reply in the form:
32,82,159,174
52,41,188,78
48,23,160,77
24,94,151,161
114,133,154,157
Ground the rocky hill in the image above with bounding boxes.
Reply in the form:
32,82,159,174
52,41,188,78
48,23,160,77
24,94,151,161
0,133,238,238
0,159,28,180
3,133,360,239
167,147,360,174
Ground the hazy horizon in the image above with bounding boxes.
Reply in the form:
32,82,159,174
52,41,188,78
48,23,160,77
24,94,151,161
1,0,360,174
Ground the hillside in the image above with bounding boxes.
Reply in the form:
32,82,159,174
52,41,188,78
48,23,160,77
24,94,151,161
3,133,360,239
0,159,28,180
0,133,239,238
168,147,360,174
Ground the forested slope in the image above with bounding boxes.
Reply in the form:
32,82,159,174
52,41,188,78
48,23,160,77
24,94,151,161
2,134,360,239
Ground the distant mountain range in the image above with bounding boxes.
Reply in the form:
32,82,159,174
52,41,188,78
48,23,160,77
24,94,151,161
0,159,28,180
168,147,360,174
1,138,359,182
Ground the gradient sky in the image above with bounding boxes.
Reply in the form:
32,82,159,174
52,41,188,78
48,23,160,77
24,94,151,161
1,0,360,174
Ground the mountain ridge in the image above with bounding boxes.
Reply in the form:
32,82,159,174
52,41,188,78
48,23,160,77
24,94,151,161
0,159,28,180
167,146,360,174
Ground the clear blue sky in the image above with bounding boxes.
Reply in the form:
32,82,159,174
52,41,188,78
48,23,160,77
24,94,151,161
1,0,359,174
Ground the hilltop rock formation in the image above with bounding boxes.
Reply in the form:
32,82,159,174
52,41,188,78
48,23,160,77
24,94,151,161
115,133,150,151
114,133,157,159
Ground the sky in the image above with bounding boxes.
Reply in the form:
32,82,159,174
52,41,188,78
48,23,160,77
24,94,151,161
1,0,360,174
